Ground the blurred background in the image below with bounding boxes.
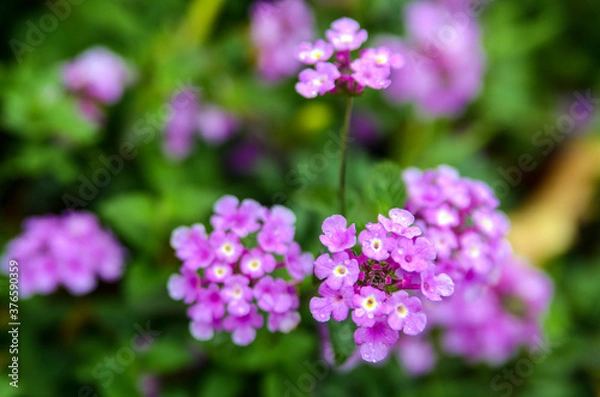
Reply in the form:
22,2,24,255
1,0,599,396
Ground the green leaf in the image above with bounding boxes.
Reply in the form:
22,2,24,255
327,318,356,366
363,161,407,215
98,192,160,252
197,370,243,397
143,339,194,373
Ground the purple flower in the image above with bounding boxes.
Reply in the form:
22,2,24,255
197,105,238,144
253,276,294,313
190,320,216,341
211,195,263,237
403,165,510,291
310,205,454,364
223,305,264,346
171,224,215,270
358,224,395,261
258,205,296,255
221,275,253,316
164,88,200,159
423,204,460,228
267,311,301,333
295,62,341,98
360,47,404,69
63,46,133,104
458,232,490,273
314,252,359,290
396,337,437,375
352,287,387,327
188,284,226,323
285,242,314,281
209,231,243,264
425,226,458,260
1,212,125,298
420,267,454,302
310,284,354,322
385,291,427,335
168,196,310,345
472,210,510,239
319,214,357,253
205,263,234,283
163,89,238,160
383,2,485,117
354,320,398,363
391,236,436,273
326,17,368,51
297,39,334,64
240,248,276,279
167,267,201,304
350,57,392,89
250,0,315,81
377,208,422,238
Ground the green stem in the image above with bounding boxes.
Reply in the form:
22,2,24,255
338,97,353,216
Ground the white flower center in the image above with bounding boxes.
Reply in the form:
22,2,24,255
340,34,353,44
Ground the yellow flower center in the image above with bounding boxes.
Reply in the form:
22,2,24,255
365,297,376,309
249,260,261,270
334,265,347,276
396,304,407,317
222,243,233,254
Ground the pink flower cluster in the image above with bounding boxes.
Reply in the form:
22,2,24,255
295,17,403,98
395,166,552,373
1,212,125,298
403,165,511,295
250,0,315,81
398,256,553,372
383,1,485,116
433,257,553,364
62,46,134,123
167,195,313,346
164,88,238,160
310,210,454,363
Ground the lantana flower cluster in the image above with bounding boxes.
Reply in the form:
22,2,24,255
295,17,403,98
164,88,238,160
1,211,125,298
250,0,315,81
394,166,552,374
310,210,454,363
168,195,313,346
383,1,485,116
403,165,511,296
62,46,134,123
431,256,553,364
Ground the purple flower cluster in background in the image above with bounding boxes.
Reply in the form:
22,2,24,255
295,17,404,98
432,256,553,364
250,0,315,81
167,195,313,346
383,1,485,117
163,88,238,160
394,166,552,373
310,210,454,363
62,46,134,123
403,165,511,296
2,211,125,298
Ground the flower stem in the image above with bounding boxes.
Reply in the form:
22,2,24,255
339,97,353,216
